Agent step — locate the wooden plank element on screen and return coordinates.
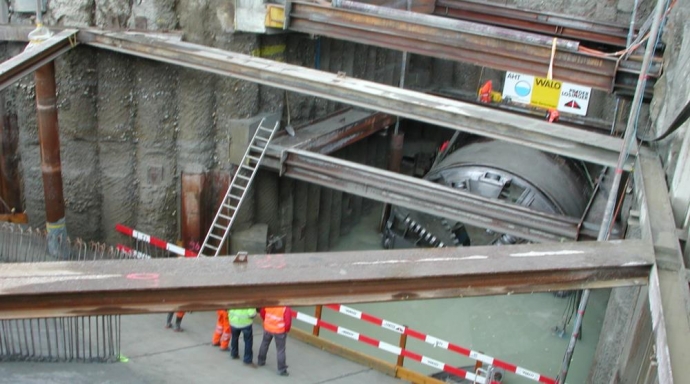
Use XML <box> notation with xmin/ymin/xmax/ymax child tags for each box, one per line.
<box><xmin>396</xmin><ymin>367</ymin><xmax>446</xmax><ymax>384</ymax></box>
<box><xmin>0</xmin><ymin>212</ymin><xmax>28</xmax><ymax>223</ymax></box>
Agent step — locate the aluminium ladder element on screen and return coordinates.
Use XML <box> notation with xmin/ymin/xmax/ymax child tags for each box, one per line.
<box><xmin>198</xmin><ymin>118</ymin><xmax>279</xmax><ymax>257</ymax></box>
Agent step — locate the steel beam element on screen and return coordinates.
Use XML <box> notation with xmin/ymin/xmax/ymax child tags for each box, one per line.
<box><xmin>0</xmin><ymin>29</ymin><xmax>77</xmax><ymax>91</ymax></box>
<box><xmin>265</xmin><ymin>108</ymin><xmax>394</xmax><ymax>168</ymax></box>
<box><xmin>75</xmin><ymin>29</ymin><xmax>632</xmax><ymax>169</ymax></box>
<box><xmin>0</xmin><ymin>239</ymin><xmax>652</xmax><ymax>319</ymax></box>
<box><xmin>288</xmin><ymin>1</ymin><xmax>655</xmax><ymax>94</ymax></box>
<box><xmin>635</xmin><ymin>154</ymin><xmax>690</xmax><ymax>383</ymax></box>
<box><xmin>434</xmin><ymin>0</ymin><xmax>631</xmax><ymax>47</ymax></box>
<box><xmin>276</xmin><ymin>149</ymin><xmax>595</xmax><ymax>242</ymax></box>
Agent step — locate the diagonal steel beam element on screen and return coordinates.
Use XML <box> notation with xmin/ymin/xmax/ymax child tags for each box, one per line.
<box><xmin>0</xmin><ymin>239</ymin><xmax>652</xmax><ymax>319</ymax></box>
<box><xmin>75</xmin><ymin>29</ymin><xmax>633</xmax><ymax>169</ymax></box>
<box><xmin>275</xmin><ymin>149</ymin><xmax>589</xmax><ymax>243</ymax></box>
<box><xmin>0</xmin><ymin>29</ymin><xmax>78</xmax><ymax>91</ymax></box>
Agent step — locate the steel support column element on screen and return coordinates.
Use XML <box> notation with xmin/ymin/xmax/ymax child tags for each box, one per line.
<box><xmin>35</xmin><ymin>61</ymin><xmax>67</xmax><ymax>257</ymax></box>
<box><xmin>635</xmin><ymin>154</ymin><xmax>690</xmax><ymax>383</ymax></box>
<box><xmin>76</xmin><ymin>29</ymin><xmax>634</xmax><ymax>169</ymax></box>
<box><xmin>0</xmin><ymin>239</ymin><xmax>652</xmax><ymax>319</ymax></box>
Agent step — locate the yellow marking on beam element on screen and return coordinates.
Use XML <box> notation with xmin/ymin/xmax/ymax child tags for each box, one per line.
<box><xmin>251</xmin><ymin>44</ymin><xmax>286</xmax><ymax>58</ymax></box>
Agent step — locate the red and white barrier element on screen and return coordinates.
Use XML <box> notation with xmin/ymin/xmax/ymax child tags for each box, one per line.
<box><xmin>293</xmin><ymin>311</ymin><xmax>498</xmax><ymax>384</ymax></box>
<box><xmin>115</xmin><ymin>224</ymin><xmax>197</xmax><ymax>257</ymax></box>
<box><xmin>116</xmin><ymin>244</ymin><xmax>151</xmax><ymax>260</ymax></box>
<box><xmin>325</xmin><ymin>304</ymin><xmax>556</xmax><ymax>384</ymax></box>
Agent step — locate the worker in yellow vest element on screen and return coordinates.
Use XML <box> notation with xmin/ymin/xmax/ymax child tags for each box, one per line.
<box><xmin>229</xmin><ymin>307</ymin><xmax>257</xmax><ymax>366</ymax></box>
<box><xmin>257</xmin><ymin>306</ymin><xmax>293</xmax><ymax>376</ymax></box>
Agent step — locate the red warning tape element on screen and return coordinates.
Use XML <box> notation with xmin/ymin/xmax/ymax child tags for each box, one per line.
<box><xmin>115</xmin><ymin>224</ymin><xmax>197</xmax><ymax>257</ymax></box>
<box><xmin>325</xmin><ymin>304</ymin><xmax>556</xmax><ymax>384</ymax></box>
<box><xmin>292</xmin><ymin>311</ymin><xmax>499</xmax><ymax>384</ymax></box>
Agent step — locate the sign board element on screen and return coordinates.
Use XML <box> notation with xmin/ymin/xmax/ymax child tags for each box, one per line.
<box><xmin>502</xmin><ymin>72</ymin><xmax>591</xmax><ymax>116</ymax></box>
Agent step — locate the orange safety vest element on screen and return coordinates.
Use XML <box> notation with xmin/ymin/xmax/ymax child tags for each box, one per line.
<box><xmin>263</xmin><ymin>307</ymin><xmax>287</xmax><ymax>333</ymax></box>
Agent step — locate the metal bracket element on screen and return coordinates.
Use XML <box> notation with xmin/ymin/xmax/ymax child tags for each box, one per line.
<box><xmin>234</xmin><ymin>251</ymin><xmax>248</xmax><ymax>263</ymax></box>
<box><xmin>283</xmin><ymin>1</ymin><xmax>292</xmax><ymax>31</ymax></box>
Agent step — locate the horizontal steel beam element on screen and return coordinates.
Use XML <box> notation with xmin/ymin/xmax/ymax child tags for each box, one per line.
<box><xmin>288</xmin><ymin>1</ymin><xmax>653</xmax><ymax>94</ymax></box>
<box><xmin>0</xmin><ymin>239</ymin><xmax>653</xmax><ymax>319</ymax></box>
<box><xmin>634</xmin><ymin>154</ymin><xmax>690</xmax><ymax>383</ymax></box>
<box><xmin>75</xmin><ymin>29</ymin><xmax>633</xmax><ymax>169</ymax></box>
<box><xmin>279</xmin><ymin>149</ymin><xmax>590</xmax><ymax>242</ymax></box>
<box><xmin>434</xmin><ymin>0</ymin><xmax>631</xmax><ymax>47</ymax></box>
<box><xmin>0</xmin><ymin>29</ymin><xmax>78</xmax><ymax>91</ymax></box>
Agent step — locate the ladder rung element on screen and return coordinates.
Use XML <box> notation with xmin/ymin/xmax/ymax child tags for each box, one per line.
<box><xmin>250</xmin><ymin>145</ymin><xmax>264</xmax><ymax>152</ymax></box>
<box><xmin>236</xmin><ymin>174</ymin><xmax>251</xmax><ymax>180</ymax></box>
<box><xmin>209</xmin><ymin>234</ymin><xmax>223</xmax><ymax>240</ymax></box>
<box><xmin>204</xmin><ymin>244</ymin><xmax>218</xmax><ymax>250</ymax></box>
<box><xmin>258</xmin><ymin>126</ymin><xmax>273</xmax><ymax>132</ymax></box>
<box><xmin>240</xmin><ymin>164</ymin><xmax>255</xmax><ymax>171</ymax></box>
<box><xmin>223</xmin><ymin>204</ymin><xmax>237</xmax><ymax>210</ymax></box>
<box><xmin>218</xmin><ymin>213</ymin><xmax>232</xmax><ymax>220</ymax></box>
<box><xmin>255</xmin><ymin>136</ymin><xmax>269</xmax><ymax>142</ymax></box>
<box><xmin>213</xmin><ymin>224</ymin><xmax>228</xmax><ymax>231</ymax></box>
<box><xmin>228</xmin><ymin>193</ymin><xmax>242</xmax><ymax>199</ymax></box>
<box><xmin>232</xmin><ymin>185</ymin><xmax>246</xmax><ymax>191</ymax></box>
<box><xmin>247</xmin><ymin>156</ymin><xmax>261</xmax><ymax>162</ymax></box>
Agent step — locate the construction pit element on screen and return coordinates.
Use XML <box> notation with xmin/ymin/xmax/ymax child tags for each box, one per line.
<box><xmin>0</xmin><ymin>0</ymin><xmax>689</xmax><ymax>383</ymax></box>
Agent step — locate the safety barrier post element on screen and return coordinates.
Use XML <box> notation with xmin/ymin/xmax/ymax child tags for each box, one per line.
<box><xmin>313</xmin><ymin>305</ymin><xmax>323</xmax><ymax>336</ymax></box>
<box><xmin>396</xmin><ymin>328</ymin><xmax>408</xmax><ymax>367</ymax></box>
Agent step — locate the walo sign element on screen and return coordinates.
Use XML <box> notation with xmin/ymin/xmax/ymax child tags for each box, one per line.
<box><xmin>502</xmin><ymin>72</ymin><xmax>592</xmax><ymax>116</ymax></box>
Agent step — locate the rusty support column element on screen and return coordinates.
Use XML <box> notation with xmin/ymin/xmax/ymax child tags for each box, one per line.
<box><xmin>380</xmin><ymin>132</ymin><xmax>404</xmax><ymax>231</ymax></box>
<box><xmin>181</xmin><ymin>173</ymin><xmax>205</xmax><ymax>253</ymax></box>
<box><xmin>0</xmin><ymin>111</ymin><xmax>21</xmax><ymax>214</ymax></box>
<box><xmin>35</xmin><ymin>62</ymin><xmax>67</xmax><ymax>257</ymax></box>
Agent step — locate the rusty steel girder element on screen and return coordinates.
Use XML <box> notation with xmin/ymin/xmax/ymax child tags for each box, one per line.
<box><xmin>0</xmin><ymin>239</ymin><xmax>653</xmax><ymax>319</ymax></box>
<box><xmin>287</xmin><ymin>1</ymin><xmax>655</xmax><ymax>94</ymax></box>
<box><xmin>434</xmin><ymin>0</ymin><xmax>632</xmax><ymax>47</ymax></box>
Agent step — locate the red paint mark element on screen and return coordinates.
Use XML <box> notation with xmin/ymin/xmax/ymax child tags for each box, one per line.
<box><xmin>256</xmin><ymin>254</ymin><xmax>286</xmax><ymax>269</ymax></box>
<box><xmin>126</xmin><ymin>273</ymin><xmax>160</xmax><ymax>280</ymax></box>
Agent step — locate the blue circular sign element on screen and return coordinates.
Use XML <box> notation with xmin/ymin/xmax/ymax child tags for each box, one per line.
<box><xmin>514</xmin><ymin>80</ymin><xmax>531</xmax><ymax>97</ymax></box>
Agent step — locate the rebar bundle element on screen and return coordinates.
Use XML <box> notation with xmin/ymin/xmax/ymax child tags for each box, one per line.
<box><xmin>0</xmin><ymin>223</ymin><xmax>131</xmax><ymax>362</ymax></box>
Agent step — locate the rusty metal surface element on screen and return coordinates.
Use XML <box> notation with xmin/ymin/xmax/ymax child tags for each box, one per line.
<box><xmin>266</xmin><ymin>109</ymin><xmax>394</xmax><ymax>164</ymax></box>
<box><xmin>181</xmin><ymin>173</ymin><xmax>205</xmax><ymax>252</ymax></box>
<box><xmin>0</xmin><ymin>29</ymin><xmax>77</xmax><ymax>91</ymax></box>
<box><xmin>634</xmin><ymin>154</ymin><xmax>690</xmax><ymax>383</ymax></box>
<box><xmin>434</xmin><ymin>0</ymin><xmax>631</xmax><ymax>47</ymax></box>
<box><xmin>281</xmin><ymin>149</ymin><xmax>594</xmax><ymax>242</ymax></box>
<box><xmin>35</xmin><ymin>62</ymin><xmax>65</xmax><ymax>223</ymax></box>
<box><xmin>0</xmin><ymin>239</ymin><xmax>653</xmax><ymax>319</ymax></box>
<box><xmin>0</xmin><ymin>111</ymin><xmax>21</xmax><ymax>214</ymax></box>
<box><xmin>287</xmin><ymin>1</ymin><xmax>646</xmax><ymax>93</ymax></box>
<box><xmin>77</xmin><ymin>29</ymin><xmax>633</xmax><ymax>169</ymax></box>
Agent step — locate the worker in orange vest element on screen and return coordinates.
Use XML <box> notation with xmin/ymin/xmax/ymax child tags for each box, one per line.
<box><xmin>165</xmin><ymin>311</ymin><xmax>185</xmax><ymax>332</ymax></box>
<box><xmin>212</xmin><ymin>309</ymin><xmax>231</xmax><ymax>351</ymax></box>
<box><xmin>257</xmin><ymin>306</ymin><xmax>293</xmax><ymax>376</ymax></box>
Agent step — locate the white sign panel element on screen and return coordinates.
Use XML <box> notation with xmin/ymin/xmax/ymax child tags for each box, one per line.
<box><xmin>558</xmin><ymin>83</ymin><xmax>591</xmax><ymax>116</ymax></box>
<box><xmin>502</xmin><ymin>72</ymin><xmax>534</xmax><ymax>105</ymax></box>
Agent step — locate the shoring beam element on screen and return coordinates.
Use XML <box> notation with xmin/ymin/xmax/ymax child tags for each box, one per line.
<box><xmin>75</xmin><ymin>29</ymin><xmax>633</xmax><ymax>169</ymax></box>
<box><xmin>276</xmin><ymin>149</ymin><xmax>589</xmax><ymax>243</ymax></box>
<box><xmin>0</xmin><ymin>239</ymin><xmax>653</xmax><ymax>319</ymax></box>
<box><xmin>635</xmin><ymin>154</ymin><xmax>690</xmax><ymax>383</ymax></box>
<box><xmin>288</xmin><ymin>1</ymin><xmax>655</xmax><ymax>94</ymax></box>
<box><xmin>265</xmin><ymin>108</ymin><xmax>395</xmax><ymax>165</ymax></box>
<box><xmin>0</xmin><ymin>29</ymin><xmax>77</xmax><ymax>92</ymax></box>
<box><xmin>434</xmin><ymin>0</ymin><xmax>631</xmax><ymax>47</ymax></box>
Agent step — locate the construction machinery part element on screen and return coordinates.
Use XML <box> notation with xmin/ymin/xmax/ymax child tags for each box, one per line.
<box><xmin>383</xmin><ymin>140</ymin><xmax>592</xmax><ymax>248</ymax></box>
<box><xmin>0</xmin><ymin>239</ymin><xmax>653</xmax><ymax>319</ymax></box>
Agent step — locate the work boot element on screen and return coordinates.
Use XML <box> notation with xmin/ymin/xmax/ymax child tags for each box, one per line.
<box><xmin>173</xmin><ymin>316</ymin><xmax>183</xmax><ymax>332</ymax></box>
<box><xmin>279</xmin><ymin>371</ymin><xmax>289</xmax><ymax>376</ymax></box>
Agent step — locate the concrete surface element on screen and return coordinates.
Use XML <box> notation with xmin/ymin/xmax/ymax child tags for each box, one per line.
<box><xmin>0</xmin><ymin>311</ymin><xmax>400</xmax><ymax>384</ymax></box>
